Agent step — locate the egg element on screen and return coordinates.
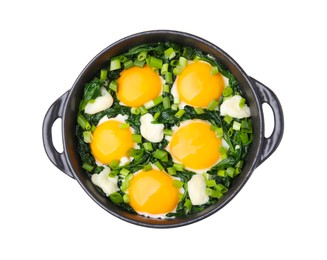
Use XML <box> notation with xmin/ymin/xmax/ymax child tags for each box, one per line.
<box><xmin>127</xmin><ymin>168</ymin><xmax>182</xmax><ymax>218</ymax></box>
<box><xmin>187</xmin><ymin>174</ymin><xmax>209</xmax><ymax>205</ymax></box>
<box><xmin>91</xmin><ymin>166</ymin><xmax>118</xmax><ymax>196</ymax></box>
<box><xmin>90</xmin><ymin>114</ymin><xmax>135</xmax><ymax>165</ymax></box>
<box><xmin>84</xmin><ymin>87</ymin><xmax>113</xmax><ymax>114</ymax></box>
<box><xmin>167</xmin><ymin>120</ymin><xmax>222</xmax><ymax>173</ymax></box>
<box><xmin>220</xmin><ymin>95</ymin><xmax>251</xmax><ymax>119</ymax></box>
<box><xmin>171</xmin><ymin>61</ymin><xmax>228</xmax><ymax>108</ymax></box>
<box><xmin>117</xmin><ymin>66</ymin><xmax>163</xmax><ymax>107</ymax></box>
<box><xmin>140</xmin><ymin>113</ymin><xmax>164</xmax><ymax>143</ymax></box>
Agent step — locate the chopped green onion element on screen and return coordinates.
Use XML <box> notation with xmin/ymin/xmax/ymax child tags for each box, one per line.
<box><xmin>91</xmin><ymin>124</ymin><xmax>96</xmax><ymax>132</ymax></box>
<box><xmin>216</xmin><ymin>184</ymin><xmax>228</xmax><ymax>193</ymax></box>
<box><xmin>193</xmin><ymin>56</ymin><xmax>200</xmax><ymax>62</ymax></box>
<box><xmin>163</xmin><ymin>84</ymin><xmax>170</xmax><ymax>93</ymax></box>
<box><xmin>173</xmin><ymin>66</ymin><xmax>183</xmax><ymax>75</ymax></box>
<box><xmin>119</xmin><ymin>123</ymin><xmax>130</xmax><ymax>129</ymax></box>
<box><xmin>153</xmin><ymin>95</ymin><xmax>163</xmax><ymax>106</ymax></box>
<box><xmin>163</xmin><ymin>96</ymin><xmax>170</xmax><ymax>109</ymax></box>
<box><xmin>208</xmin><ymin>99</ymin><xmax>219</xmax><ymax>111</ymax></box>
<box><xmin>163</xmin><ymin>129</ymin><xmax>173</xmax><ymax>136</ymax></box>
<box><xmin>167</xmin><ymin>167</ymin><xmax>176</xmax><ymax>175</ymax></box>
<box><xmin>165</xmin><ymin>72</ymin><xmax>173</xmax><ymax>83</ymax></box>
<box><xmin>215</xmin><ymin>127</ymin><xmax>224</xmax><ymax>138</ymax></box>
<box><xmin>154</xmin><ymin>161</ymin><xmax>164</xmax><ymax>171</ymax></box>
<box><xmin>132</xmin><ymin>134</ymin><xmax>142</xmax><ymax>143</ymax></box>
<box><xmin>164</xmin><ymin>47</ymin><xmax>176</xmax><ymax>60</ymax></box>
<box><xmin>240</xmin><ymin>132</ymin><xmax>249</xmax><ymax>144</ymax></box>
<box><xmin>226</xmin><ymin>167</ymin><xmax>236</xmax><ymax>178</ymax></box>
<box><xmin>143</xmin><ymin>142</ymin><xmax>153</xmax><ymax>151</ymax></box>
<box><xmin>161</xmin><ymin>63</ymin><xmax>169</xmax><ymax>75</ymax></box>
<box><xmin>228</xmin><ymin>127</ymin><xmax>234</xmax><ymax>137</ymax></box>
<box><xmin>144</xmin><ymin>100</ymin><xmax>155</xmax><ymax>109</ymax></box>
<box><xmin>123</xmin><ymin>60</ymin><xmax>134</xmax><ymax>69</ymax></box>
<box><xmin>175</xmin><ymin>109</ymin><xmax>185</xmax><ymax>118</ymax></box>
<box><xmin>139</xmin><ymin>106</ymin><xmax>148</xmax><ymax>115</ymax></box>
<box><xmin>121</xmin><ymin>180</ymin><xmax>130</xmax><ymax>191</ymax></box>
<box><xmin>173</xmin><ymin>163</ymin><xmax>184</xmax><ymax>171</ymax></box>
<box><xmin>153</xmin><ymin>149</ymin><xmax>168</xmax><ymax>160</ymax></box>
<box><xmin>205</xmin><ymin>188</ymin><xmax>223</xmax><ymax>199</ymax></box>
<box><xmin>143</xmin><ymin>163</ymin><xmax>152</xmax><ymax>171</ymax></box>
<box><xmin>239</xmin><ymin>98</ymin><xmax>246</xmax><ymax>108</ymax></box>
<box><xmin>206</xmin><ymin>179</ymin><xmax>216</xmax><ymax>187</ymax></box>
<box><xmin>100</xmin><ymin>69</ymin><xmax>108</xmax><ymax>80</ymax></box>
<box><xmin>131</xmin><ymin>107</ymin><xmax>140</xmax><ymax>115</ymax></box>
<box><xmin>194</xmin><ymin>107</ymin><xmax>204</xmax><ymax>114</ymax></box>
<box><xmin>109</xmin><ymin>192</ymin><xmax>123</xmax><ymax>204</ymax></box>
<box><xmin>241</xmin><ymin>119</ymin><xmax>253</xmax><ymax>133</ymax></box>
<box><xmin>137</xmin><ymin>51</ymin><xmax>148</xmax><ymax>61</ymax></box>
<box><xmin>120</xmin><ymin>168</ymin><xmax>130</xmax><ymax>176</ymax></box>
<box><xmin>184</xmin><ymin>199</ymin><xmax>192</xmax><ymax>211</ymax></box>
<box><xmin>153</xmin><ymin>112</ymin><xmax>161</xmax><ymax>120</ymax></box>
<box><xmin>171</xmin><ymin>104</ymin><xmax>178</xmax><ymax>110</ymax></box>
<box><xmin>219</xmin><ymin>146</ymin><xmax>227</xmax><ymax>155</ymax></box>
<box><xmin>83</xmin><ymin>131</ymin><xmax>93</xmax><ymax>143</ymax></box>
<box><xmin>170</xmin><ymin>60</ymin><xmax>178</xmax><ymax>66</ymax></box>
<box><xmin>223</xmin><ymin>86</ymin><xmax>233</xmax><ymax>97</ymax></box>
<box><xmin>224</xmin><ymin>115</ymin><xmax>233</xmax><ymax>124</ymax></box>
<box><xmin>119</xmin><ymin>56</ymin><xmax>128</xmax><ymax>63</ymax></box>
<box><xmin>109</xmin><ymin>80</ymin><xmax>118</xmax><ymax>92</ymax></box>
<box><xmin>123</xmin><ymin>194</ymin><xmax>130</xmax><ymax>203</ymax></box>
<box><xmin>179</xmin><ymin>56</ymin><xmax>188</xmax><ymax>68</ymax></box>
<box><xmin>109</xmin><ymin>169</ymin><xmax>119</xmax><ymax>178</ymax></box>
<box><xmin>210</xmin><ymin>66</ymin><xmax>219</xmax><ymax>75</ymax></box>
<box><xmin>235</xmin><ymin>160</ymin><xmax>244</xmax><ymax>169</ymax></box>
<box><xmin>173</xmin><ymin>180</ymin><xmax>184</xmax><ymax>188</ymax></box>
<box><xmin>217</xmin><ymin>169</ymin><xmax>226</xmax><ymax>177</ymax></box>
<box><xmin>110</xmin><ymin>58</ymin><xmax>121</xmax><ymax>71</ymax></box>
<box><xmin>82</xmin><ymin>163</ymin><xmax>93</xmax><ymax>172</ymax></box>
<box><xmin>77</xmin><ymin>113</ymin><xmax>91</xmax><ymax>130</ymax></box>
<box><xmin>149</xmin><ymin>56</ymin><xmax>163</xmax><ymax>69</ymax></box>
<box><xmin>233</xmin><ymin>121</ymin><xmax>241</xmax><ymax>131</ymax></box>
<box><xmin>134</xmin><ymin>59</ymin><xmax>145</xmax><ymax>67</ymax></box>
<box><xmin>109</xmin><ymin>160</ymin><xmax>120</xmax><ymax>169</ymax></box>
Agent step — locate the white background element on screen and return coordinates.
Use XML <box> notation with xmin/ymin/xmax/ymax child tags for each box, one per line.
<box><xmin>1</xmin><ymin>0</ymin><xmax>326</xmax><ymax>259</ymax></box>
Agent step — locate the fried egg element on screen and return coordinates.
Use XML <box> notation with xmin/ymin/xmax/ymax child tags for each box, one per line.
<box><xmin>90</xmin><ymin>114</ymin><xmax>135</xmax><ymax>165</ymax></box>
<box><xmin>171</xmin><ymin>61</ymin><xmax>229</xmax><ymax>108</ymax></box>
<box><xmin>167</xmin><ymin>120</ymin><xmax>222</xmax><ymax>173</ymax></box>
<box><xmin>140</xmin><ymin>113</ymin><xmax>164</xmax><ymax>143</ymax></box>
<box><xmin>128</xmin><ymin>168</ymin><xmax>182</xmax><ymax>218</ymax></box>
<box><xmin>220</xmin><ymin>95</ymin><xmax>251</xmax><ymax>119</ymax></box>
<box><xmin>117</xmin><ymin>66</ymin><xmax>163</xmax><ymax>107</ymax></box>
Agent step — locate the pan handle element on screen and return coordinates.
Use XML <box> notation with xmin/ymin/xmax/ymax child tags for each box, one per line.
<box><xmin>251</xmin><ymin>78</ymin><xmax>284</xmax><ymax>166</ymax></box>
<box><xmin>42</xmin><ymin>91</ymin><xmax>74</xmax><ymax>178</ymax></box>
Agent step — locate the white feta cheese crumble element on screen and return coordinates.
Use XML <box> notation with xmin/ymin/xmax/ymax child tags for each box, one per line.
<box><xmin>140</xmin><ymin>113</ymin><xmax>164</xmax><ymax>143</ymax></box>
<box><xmin>187</xmin><ymin>174</ymin><xmax>209</xmax><ymax>205</ymax></box>
<box><xmin>220</xmin><ymin>95</ymin><xmax>251</xmax><ymax>119</ymax></box>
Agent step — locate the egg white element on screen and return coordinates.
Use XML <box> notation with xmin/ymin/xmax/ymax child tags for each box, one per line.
<box><xmin>126</xmin><ymin>164</ymin><xmax>184</xmax><ymax>219</ymax></box>
<box><xmin>166</xmin><ymin>119</ymin><xmax>229</xmax><ymax>174</ymax></box>
<box><xmin>171</xmin><ymin>60</ymin><xmax>229</xmax><ymax>109</ymax></box>
<box><xmin>94</xmin><ymin>114</ymin><xmax>137</xmax><ymax>166</ymax></box>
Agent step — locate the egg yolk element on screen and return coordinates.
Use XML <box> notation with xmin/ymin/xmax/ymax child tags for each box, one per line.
<box><xmin>176</xmin><ymin>61</ymin><xmax>225</xmax><ymax>107</ymax></box>
<box><xmin>128</xmin><ymin>170</ymin><xmax>179</xmax><ymax>215</ymax></box>
<box><xmin>117</xmin><ymin>66</ymin><xmax>162</xmax><ymax>107</ymax></box>
<box><xmin>90</xmin><ymin>120</ymin><xmax>134</xmax><ymax>164</ymax></box>
<box><xmin>169</xmin><ymin>121</ymin><xmax>221</xmax><ymax>170</ymax></box>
